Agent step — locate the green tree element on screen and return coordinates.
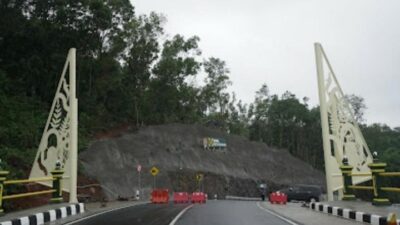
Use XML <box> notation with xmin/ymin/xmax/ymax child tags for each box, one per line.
<box><xmin>121</xmin><ymin>12</ymin><xmax>164</xmax><ymax>126</ymax></box>
<box><xmin>201</xmin><ymin>57</ymin><xmax>232</xmax><ymax>114</ymax></box>
<box><xmin>345</xmin><ymin>94</ymin><xmax>367</xmax><ymax>124</ymax></box>
<box><xmin>227</xmin><ymin>94</ymin><xmax>249</xmax><ymax>137</ymax></box>
<box><xmin>147</xmin><ymin>35</ymin><xmax>202</xmax><ymax>123</ymax></box>
<box><xmin>248</xmin><ymin>84</ymin><xmax>271</xmax><ymax>142</ymax></box>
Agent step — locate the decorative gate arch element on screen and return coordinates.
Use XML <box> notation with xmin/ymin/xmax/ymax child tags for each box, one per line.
<box><xmin>29</xmin><ymin>48</ymin><xmax>78</xmax><ymax>203</ymax></box>
<box><xmin>315</xmin><ymin>43</ymin><xmax>373</xmax><ymax>201</ymax></box>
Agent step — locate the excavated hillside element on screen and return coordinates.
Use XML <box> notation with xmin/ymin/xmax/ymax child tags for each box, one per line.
<box><xmin>80</xmin><ymin>123</ymin><xmax>325</xmax><ymax>200</ymax></box>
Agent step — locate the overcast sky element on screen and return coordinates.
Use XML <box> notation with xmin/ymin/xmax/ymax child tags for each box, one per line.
<box><xmin>131</xmin><ymin>0</ymin><xmax>400</xmax><ymax>128</ymax></box>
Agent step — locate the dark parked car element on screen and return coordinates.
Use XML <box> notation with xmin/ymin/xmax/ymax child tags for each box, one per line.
<box><xmin>279</xmin><ymin>185</ymin><xmax>322</xmax><ymax>202</ymax></box>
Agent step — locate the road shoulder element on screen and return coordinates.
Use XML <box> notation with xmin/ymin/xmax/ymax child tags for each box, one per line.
<box><xmin>258</xmin><ymin>201</ymin><xmax>362</xmax><ymax>225</ymax></box>
<box><xmin>47</xmin><ymin>201</ymin><xmax>148</xmax><ymax>225</ymax></box>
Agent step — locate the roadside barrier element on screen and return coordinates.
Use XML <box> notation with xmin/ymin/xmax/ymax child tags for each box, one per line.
<box><xmin>173</xmin><ymin>192</ymin><xmax>189</xmax><ymax>204</ymax></box>
<box><xmin>310</xmin><ymin>202</ymin><xmax>400</xmax><ymax>225</ymax></box>
<box><xmin>151</xmin><ymin>189</ymin><xmax>169</xmax><ymax>204</ymax></box>
<box><xmin>269</xmin><ymin>192</ymin><xmax>287</xmax><ymax>204</ymax></box>
<box><xmin>0</xmin><ymin>162</ymin><xmax>64</xmax><ymax>215</ymax></box>
<box><xmin>340</xmin><ymin>154</ymin><xmax>400</xmax><ymax>206</ymax></box>
<box><xmin>191</xmin><ymin>192</ymin><xmax>206</xmax><ymax>204</ymax></box>
<box><xmin>0</xmin><ymin>203</ymin><xmax>85</xmax><ymax>225</ymax></box>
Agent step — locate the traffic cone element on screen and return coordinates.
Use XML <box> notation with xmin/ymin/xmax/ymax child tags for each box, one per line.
<box><xmin>387</xmin><ymin>213</ymin><xmax>397</xmax><ymax>225</ymax></box>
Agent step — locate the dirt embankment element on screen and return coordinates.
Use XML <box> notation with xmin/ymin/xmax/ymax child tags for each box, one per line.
<box><xmin>80</xmin><ymin>123</ymin><xmax>325</xmax><ymax>200</ymax></box>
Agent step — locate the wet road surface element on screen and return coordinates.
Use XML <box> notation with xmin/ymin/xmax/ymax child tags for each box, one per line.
<box><xmin>69</xmin><ymin>203</ymin><xmax>188</xmax><ymax>225</ymax></box>
<box><xmin>175</xmin><ymin>201</ymin><xmax>296</xmax><ymax>225</ymax></box>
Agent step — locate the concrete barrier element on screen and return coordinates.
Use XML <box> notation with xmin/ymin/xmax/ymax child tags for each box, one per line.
<box><xmin>0</xmin><ymin>203</ymin><xmax>84</xmax><ymax>225</ymax></box>
<box><xmin>309</xmin><ymin>202</ymin><xmax>400</xmax><ymax>225</ymax></box>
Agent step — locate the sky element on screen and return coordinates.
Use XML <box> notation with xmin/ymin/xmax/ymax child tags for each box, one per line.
<box><xmin>131</xmin><ymin>0</ymin><xmax>400</xmax><ymax>128</ymax></box>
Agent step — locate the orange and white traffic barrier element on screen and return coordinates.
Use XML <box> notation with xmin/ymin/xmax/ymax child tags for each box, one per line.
<box><xmin>173</xmin><ymin>192</ymin><xmax>190</xmax><ymax>204</ymax></box>
<box><xmin>191</xmin><ymin>192</ymin><xmax>206</xmax><ymax>204</ymax></box>
<box><xmin>269</xmin><ymin>192</ymin><xmax>287</xmax><ymax>205</ymax></box>
<box><xmin>151</xmin><ymin>189</ymin><xmax>169</xmax><ymax>204</ymax></box>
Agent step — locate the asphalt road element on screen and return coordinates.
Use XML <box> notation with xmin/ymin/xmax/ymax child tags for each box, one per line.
<box><xmin>65</xmin><ymin>200</ymin><xmax>356</xmax><ymax>225</ymax></box>
<box><xmin>175</xmin><ymin>201</ymin><xmax>296</xmax><ymax>225</ymax></box>
<box><xmin>68</xmin><ymin>203</ymin><xmax>188</xmax><ymax>225</ymax></box>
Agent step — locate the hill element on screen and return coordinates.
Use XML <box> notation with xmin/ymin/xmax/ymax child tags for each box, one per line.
<box><xmin>80</xmin><ymin>123</ymin><xmax>325</xmax><ymax>200</ymax></box>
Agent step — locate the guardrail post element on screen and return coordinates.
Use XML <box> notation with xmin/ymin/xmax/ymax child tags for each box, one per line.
<box><xmin>0</xmin><ymin>171</ymin><xmax>9</xmax><ymax>215</ymax></box>
<box><xmin>368</xmin><ymin>152</ymin><xmax>390</xmax><ymax>206</ymax></box>
<box><xmin>50</xmin><ymin>161</ymin><xmax>64</xmax><ymax>203</ymax></box>
<box><xmin>340</xmin><ymin>156</ymin><xmax>356</xmax><ymax>200</ymax></box>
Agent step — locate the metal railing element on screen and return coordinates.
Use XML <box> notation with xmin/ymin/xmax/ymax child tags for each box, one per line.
<box><xmin>340</xmin><ymin>156</ymin><xmax>400</xmax><ymax>206</ymax></box>
<box><xmin>0</xmin><ymin>163</ymin><xmax>64</xmax><ymax>215</ymax></box>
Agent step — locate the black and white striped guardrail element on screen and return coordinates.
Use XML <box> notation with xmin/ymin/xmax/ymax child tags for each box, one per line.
<box><xmin>0</xmin><ymin>203</ymin><xmax>84</xmax><ymax>225</ymax></box>
<box><xmin>309</xmin><ymin>202</ymin><xmax>400</xmax><ymax>225</ymax></box>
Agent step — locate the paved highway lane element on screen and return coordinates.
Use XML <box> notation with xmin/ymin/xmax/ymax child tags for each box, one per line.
<box><xmin>67</xmin><ymin>203</ymin><xmax>189</xmax><ymax>225</ymax></box>
<box><xmin>175</xmin><ymin>201</ymin><xmax>297</xmax><ymax>225</ymax></box>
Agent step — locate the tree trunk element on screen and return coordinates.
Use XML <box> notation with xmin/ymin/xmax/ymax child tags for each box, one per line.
<box><xmin>134</xmin><ymin>97</ymin><xmax>140</xmax><ymax>127</ymax></box>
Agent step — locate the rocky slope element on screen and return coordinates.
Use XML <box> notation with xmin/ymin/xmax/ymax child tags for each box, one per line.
<box><xmin>80</xmin><ymin>123</ymin><xmax>325</xmax><ymax>200</ymax></box>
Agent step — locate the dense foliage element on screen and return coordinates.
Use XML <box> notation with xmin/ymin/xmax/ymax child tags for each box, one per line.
<box><xmin>0</xmin><ymin>0</ymin><xmax>399</xmax><ymax>181</ymax></box>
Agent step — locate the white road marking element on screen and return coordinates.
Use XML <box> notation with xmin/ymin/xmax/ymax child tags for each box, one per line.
<box><xmin>371</xmin><ymin>215</ymin><xmax>381</xmax><ymax>225</ymax></box>
<box><xmin>19</xmin><ymin>217</ymin><xmax>29</xmax><ymax>225</ymax></box>
<box><xmin>343</xmin><ymin>208</ymin><xmax>350</xmax><ymax>219</ymax></box>
<box><xmin>36</xmin><ymin>213</ymin><xmax>44</xmax><ymax>225</ymax></box>
<box><xmin>79</xmin><ymin>203</ymin><xmax>85</xmax><ymax>213</ymax></box>
<box><xmin>71</xmin><ymin>205</ymin><xmax>76</xmax><ymax>215</ymax></box>
<box><xmin>49</xmin><ymin>210</ymin><xmax>56</xmax><ymax>221</ymax></box>
<box><xmin>256</xmin><ymin>202</ymin><xmax>300</xmax><ymax>225</ymax></box>
<box><xmin>355</xmin><ymin>211</ymin><xmax>364</xmax><ymax>222</ymax></box>
<box><xmin>332</xmin><ymin>206</ymin><xmax>339</xmax><ymax>216</ymax></box>
<box><xmin>169</xmin><ymin>204</ymin><xmax>194</xmax><ymax>225</ymax></box>
<box><xmin>323</xmin><ymin>204</ymin><xmax>329</xmax><ymax>213</ymax></box>
<box><xmin>61</xmin><ymin>207</ymin><xmax>67</xmax><ymax>218</ymax></box>
<box><xmin>0</xmin><ymin>221</ymin><xmax>12</xmax><ymax>225</ymax></box>
<box><xmin>64</xmin><ymin>202</ymin><xmax>149</xmax><ymax>225</ymax></box>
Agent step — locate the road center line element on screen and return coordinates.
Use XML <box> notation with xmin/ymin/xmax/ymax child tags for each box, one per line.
<box><xmin>256</xmin><ymin>202</ymin><xmax>300</xmax><ymax>225</ymax></box>
<box><xmin>169</xmin><ymin>204</ymin><xmax>194</xmax><ymax>225</ymax></box>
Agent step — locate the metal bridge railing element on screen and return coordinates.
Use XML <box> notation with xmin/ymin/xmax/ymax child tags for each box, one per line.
<box><xmin>0</xmin><ymin>163</ymin><xmax>64</xmax><ymax>215</ymax></box>
<box><xmin>340</xmin><ymin>155</ymin><xmax>400</xmax><ymax>206</ymax></box>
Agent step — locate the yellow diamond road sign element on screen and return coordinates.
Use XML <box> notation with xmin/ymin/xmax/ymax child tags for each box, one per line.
<box><xmin>151</xmin><ymin>166</ymin><xmax>159</xmax><ymax>176</ymax></box>
<box><xmin>196</xmin><ymin>173</ymin><xmax>203</xmax><ymax>181</ymax></box>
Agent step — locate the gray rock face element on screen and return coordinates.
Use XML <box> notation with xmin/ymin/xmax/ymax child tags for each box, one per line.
<box><xmin>80</xmin><ymin>123</ymin><xmax>325</xmax><ymax>200</ymax></box>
